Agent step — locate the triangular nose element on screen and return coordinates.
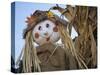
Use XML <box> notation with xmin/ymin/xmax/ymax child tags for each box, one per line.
<box><xmin>44</xmin><ymin>32</ymin><xmax>48</xmax><ymax>36</ymax></box>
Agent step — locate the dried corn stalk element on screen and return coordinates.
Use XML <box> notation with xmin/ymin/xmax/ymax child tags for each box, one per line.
<box><xmin>52</xmin><ymin>5</ymin><xmax>97</xmax><ymax>68</ymax></box>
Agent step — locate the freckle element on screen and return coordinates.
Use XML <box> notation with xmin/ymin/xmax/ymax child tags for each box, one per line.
<box><xmin>35</xmin><ymin>32</ymin><xmax>39</xmax><ymax>39</ymax></box>
<box><xmin>53</xmin><ymin>26</ymin><xmax>58</xmax><ymax>32</ymax></box>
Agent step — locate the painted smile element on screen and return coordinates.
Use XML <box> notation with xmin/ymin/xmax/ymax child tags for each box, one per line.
<box><xmin>46</xmin><ymin>37</ymin><xmax>50</xmax><ymax>41</ymax></box>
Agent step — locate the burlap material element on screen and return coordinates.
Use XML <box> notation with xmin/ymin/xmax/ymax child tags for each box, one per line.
<box><xmin>34</xmin><ymin>43</ymin><xmax>78</xmax><ymax>71</ymax></box>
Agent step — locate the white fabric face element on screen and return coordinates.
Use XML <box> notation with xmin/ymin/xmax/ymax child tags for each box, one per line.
<box><xmin>32</xmin><ymin>20</ymin><xmax>60</xmax><ymax>45</ymax></box>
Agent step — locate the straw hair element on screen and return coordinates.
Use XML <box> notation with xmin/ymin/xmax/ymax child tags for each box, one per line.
<box><xmin>22</xmin><ymin>30</ymin><xmax>41</xmax><ymax>72</ymax></box>
<box><xmin>57</xmin><ymin>23</ymin><xmax>88</xmax><ymax>69</ymax></box>
<box><xmin>16</xmin><ymin>21</ymin><xmax>88</xmax><ymax>72</ymax></box>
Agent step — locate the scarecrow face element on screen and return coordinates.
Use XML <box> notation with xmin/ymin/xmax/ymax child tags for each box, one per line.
<box><xmin>33</xmin><ymin>20</ymin><xmax>60</xmax><ymax>45</ymax></box>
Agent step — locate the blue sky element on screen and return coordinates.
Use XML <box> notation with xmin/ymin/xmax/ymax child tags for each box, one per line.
<box><xmin>13</xmin><ymin>2</ymin><xmax>78</xmax><ymax>62</ymax></box>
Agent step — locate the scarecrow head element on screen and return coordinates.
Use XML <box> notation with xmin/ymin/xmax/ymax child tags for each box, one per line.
<box><xmin>24</xmin><ymin>10</ymin><xmax>67</xmax><ymax>45</ymax></box>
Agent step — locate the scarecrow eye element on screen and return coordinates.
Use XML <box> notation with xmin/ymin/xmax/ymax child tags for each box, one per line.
<box><xmin>38</xmin><ymin>26</ymin><xmax>42</xmax><ymax>30</ymax></box>
<box><xmin>46</xmin><ymin>23</ymin><xmax>49</xmax><ymax>28</ymax></box>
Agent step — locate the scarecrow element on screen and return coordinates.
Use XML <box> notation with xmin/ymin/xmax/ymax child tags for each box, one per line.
<box><xmin>16</xmin><ymin>10</ymin><xmax>87</xmax><ymax>73</ymax></box>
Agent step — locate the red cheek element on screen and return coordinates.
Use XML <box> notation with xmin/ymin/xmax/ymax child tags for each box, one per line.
<box><xmin>53</xmin><ymin>26</ymin><xmax>58</xmax><ymax>32</ymax></box>
<box><xmin>35</xmin><ymin>32</ymin><xmax>39</xmax><ymax>39</ymax></box>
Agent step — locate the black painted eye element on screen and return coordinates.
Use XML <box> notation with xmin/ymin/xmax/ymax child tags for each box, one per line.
<box><xmin>46</xmin><ymin>23</ymin><xmax>49</xmax><ymax>28</ymax></box>
<box><xmin>38</xmin><ymin>26</ymin><xmax>42</xmax><ymax>30</ymax></box>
